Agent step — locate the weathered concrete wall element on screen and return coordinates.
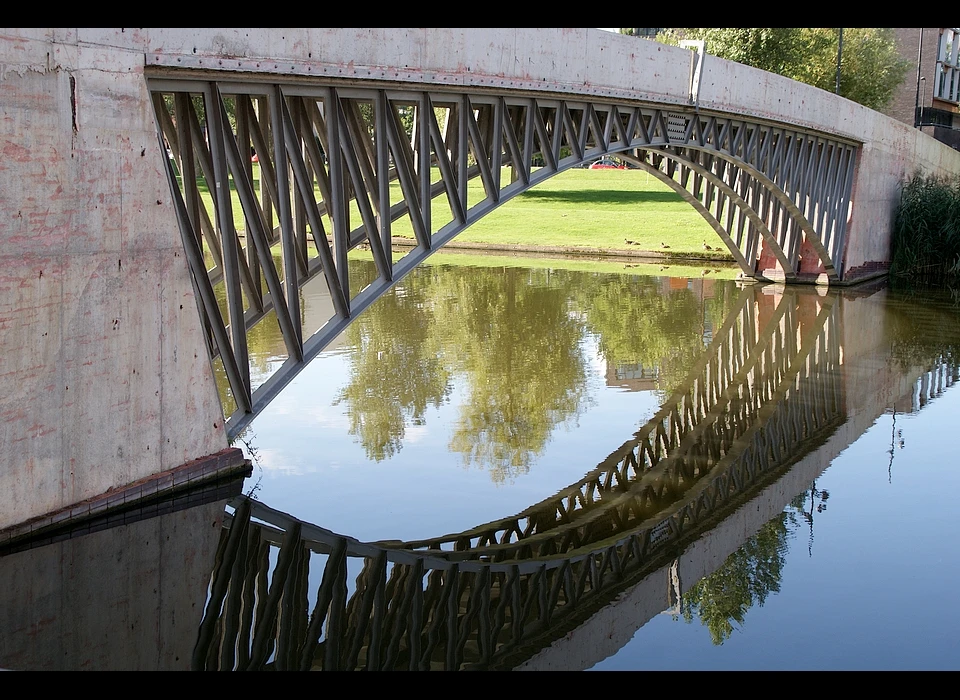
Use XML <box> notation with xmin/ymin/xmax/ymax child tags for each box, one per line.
<box><xmin>0</xmin><ymin>29</ymin><xmax>226</xmax><ymax>530</ymax></box>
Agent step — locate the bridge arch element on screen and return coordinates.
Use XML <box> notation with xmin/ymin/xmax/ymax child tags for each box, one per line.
<box><xmin>619</xmin><ymin>150</ymin><xmax>783</xmax><ymax>274</ymax></box>
<box><xmin>148</xmin><ymin>76</ymin><xmax>861</xmax><ymax>436</ymax></box>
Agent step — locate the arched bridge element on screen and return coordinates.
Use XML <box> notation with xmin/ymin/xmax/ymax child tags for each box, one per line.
<box><xmin>149</xmin><ymin>76</ymin><xmax>858</xmax><ymax>436</ymax></box>
<box><xmin>3</xmin><ymin>28</ymin><xmax>960</xmax><ymax>540</ymax></box>
<box><xmin>141</xmin><ymin>28</ymin><xmax>960</xmax><ymax>436</ymax></box>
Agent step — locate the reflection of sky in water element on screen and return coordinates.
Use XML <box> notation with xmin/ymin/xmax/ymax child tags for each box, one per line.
<box><xmin>235</xmin><ymin>258</ymin><xmax>728</xmax><ymax>545</ymax></box>
<box><xmin>592</xmin><ymin>376</ymin><xmax>960</xmax><ymax>671</ymax></box>
<box><xmin>239</xmin><ymin>330</ymin><xmax>664</xmax><ymax>543</ymax></box>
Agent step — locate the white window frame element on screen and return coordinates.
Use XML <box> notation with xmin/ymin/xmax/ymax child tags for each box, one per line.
<box><xmin>935</xmin><ymin>28</ymin><xmax>960</xmax><ymax>104</ymax></box>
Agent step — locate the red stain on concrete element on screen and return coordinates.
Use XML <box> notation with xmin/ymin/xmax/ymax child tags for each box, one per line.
<box><xmin>2</xmin><ymin>141</ymin><xmax>31</xmax><ymax>162</ymax></box>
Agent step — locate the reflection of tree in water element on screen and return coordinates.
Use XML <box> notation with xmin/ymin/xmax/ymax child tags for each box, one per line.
<box><xmin>565</xmin><ymin>273</ymin><xmax>739</xmax><ymax>397</ymax></box>
<box><xmin>885</xmin><ymin>281</ymin><xmax>960</xmax><ymax>370</ymax></box>
<box><xmin>334</xmin><ymin>261</ymin><xmax>453</xmax><ymax>461</ymax></box>
<box><xmin>332</xmin><ymin>262</ymin><xmax>589</xmax><ymax>481</ymax></box>
<box><xmin>331</xmin><ymin>261</ymin><xmax>739</xmax><ymax>483</ymax></box>
<box><xmin>431</xmin><ymin>266</ymin><xmax>589</xmax><ymax>483</ymax></box>
<box><xmin>680</xmin><ymin>493</ymin><xmax>807</xmax><ymax>645</ymax></box>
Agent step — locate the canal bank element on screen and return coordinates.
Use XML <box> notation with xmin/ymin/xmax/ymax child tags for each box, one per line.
<box><xmin>373</xmin><ymin>237</ymin><xmax>890</xmax><ymax>287</ymax></box>
<box><xmin>383</xmin><ymin>235</ymin><xmax>736</xmax><ymax>266</ymax></box>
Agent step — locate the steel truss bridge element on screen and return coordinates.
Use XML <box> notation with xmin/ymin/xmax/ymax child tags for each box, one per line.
<box><xmin>192</xmin><ymin>286</ymin><xmax>853</xmax><ymax>670</ymax></box>
<box><xmin>148</xmin><ymin>78</ymin><xmax>860</xmax><ymax>438</ymax></box>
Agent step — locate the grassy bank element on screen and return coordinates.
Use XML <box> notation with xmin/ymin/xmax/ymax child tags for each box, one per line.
<box><xmin>427</xmin><ymin>168</ymin><xmax>729</xmax><ymax>259</ymax></box>
<box><xmin>349</xmin><ymin>246</ymin><xmax>741</xmax><ymax>280</ymax></box>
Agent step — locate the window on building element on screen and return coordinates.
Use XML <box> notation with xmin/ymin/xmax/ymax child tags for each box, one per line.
<box><xmin>935</xmin><ymin>28</ymin><xmax>959</xmax><ymax>104</ymax></box>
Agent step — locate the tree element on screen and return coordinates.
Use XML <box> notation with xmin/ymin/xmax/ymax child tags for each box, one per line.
<box><xmin>794</xmin><ymin>28</ymin><xmax>911</xmax><ymax>110</ymax></box>
<box><xmin>648</xmin><ymin>28</ymin><xmax>910</xmax><ymax>111</ymax></box>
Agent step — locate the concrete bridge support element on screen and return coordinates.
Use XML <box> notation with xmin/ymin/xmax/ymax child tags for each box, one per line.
<box><xmin>0</xmin><ymin>29</ymin><xmax>230</xmax><ymax>531</ymax></box>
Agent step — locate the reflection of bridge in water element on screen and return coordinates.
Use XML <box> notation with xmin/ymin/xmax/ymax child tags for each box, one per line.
<box><xmin>4</xmin><ymin>282</ymin><xmax>958</xmax><ymax>670</ymax></box>
<box><xmin>193</xmin><ymin>284</ymin><xmax>856</xmax><ymax>670</ymax></box>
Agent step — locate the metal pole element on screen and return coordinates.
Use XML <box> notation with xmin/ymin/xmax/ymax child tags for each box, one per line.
<box><xmin>914</xmin><ymin>29</ymin><xmax>924</xmax><ymax>128</ymax></box>
<box><xmin>920</xmin><ymin>77</ymin><xmax>926</xmax><ymax>127</ymax></box>
<box><xmin>835</xmin><ymin>28</ymin><xmax>843</xmax><ymax>95</ymax></box>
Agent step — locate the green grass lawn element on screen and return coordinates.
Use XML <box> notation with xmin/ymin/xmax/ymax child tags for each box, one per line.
<box><xmin>189</xmin><ymin>163</ymin><xmax>731</xmax><ymax>261</ymax></box>
<box><xmin>447</xmin><ymin>168</ymin><xmax>725</xmax><ymax>257</ymax></box>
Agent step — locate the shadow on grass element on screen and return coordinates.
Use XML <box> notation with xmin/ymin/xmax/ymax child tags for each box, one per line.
<box><xmin>517</xmin><ymin>189</ymin><xmax>683</xmax><ymax>205</ymax></box>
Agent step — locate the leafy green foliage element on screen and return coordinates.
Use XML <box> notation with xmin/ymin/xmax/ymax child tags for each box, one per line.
<box><xmin>651</xmin><ymin>28</ymin><xmax>910</xmax><ymax>111</ymax></box>
<box><xmin>162</xmin><ymin>92</ymin><xmax>237</xmax><ymax>130</ymax></box>
<box><xmin>658</xmin><ymin>28</ymin><xmax>806</xmax><ymax>75</ymax></box>
<box><xmin>891</xmin><ymin>172</ymin><xmax>960</xmax><ymax>281</ymax></box>
<box><xmin>798</xmin><ymin>29</ymin><xmax>910</xmax><ymax>110</ymax></box>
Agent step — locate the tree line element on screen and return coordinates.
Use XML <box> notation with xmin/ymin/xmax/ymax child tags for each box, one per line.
<box><xmin>621</xmin><ymin>28</ymin><xmax>910</xmax><ymax>112</ymax></box>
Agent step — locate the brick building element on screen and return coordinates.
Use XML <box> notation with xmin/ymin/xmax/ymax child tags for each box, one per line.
<box><xmin>884</xmin><ymin>28</ymin><xmax>960</xmax><ymax>150</ymax></box>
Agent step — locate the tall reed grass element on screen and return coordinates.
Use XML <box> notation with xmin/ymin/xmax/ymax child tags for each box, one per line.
<box><xmin>891</xmin><ymin>172</ymin><xmax>960</xmax><ymax>281</ymax></box>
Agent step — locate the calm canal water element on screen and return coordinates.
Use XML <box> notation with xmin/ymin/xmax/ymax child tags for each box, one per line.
<box><xmin>3</xmin><ymin>252</ymin><xmax>960</xmax><ymax>670</ymax></box>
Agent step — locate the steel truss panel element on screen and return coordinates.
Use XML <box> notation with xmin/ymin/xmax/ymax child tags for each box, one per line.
<box><xmin>148</xmin><ymin>77</ymin><xmax>860</xmax><ymax>435</ymax></box>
